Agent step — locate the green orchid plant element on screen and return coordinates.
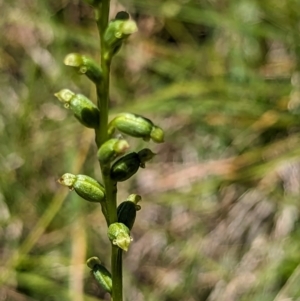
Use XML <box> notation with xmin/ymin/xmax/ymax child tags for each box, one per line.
<box><xmin>54</xmin><ymin>1</ymin><xmax>164</xmax><ymax>300</ymax></box>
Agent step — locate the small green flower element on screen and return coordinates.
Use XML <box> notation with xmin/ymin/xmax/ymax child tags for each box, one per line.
<box><xmin>110</xmin><ymin>152</ymin><xmax>140</xmax><ymax>182</ymax></box>
<box><xmin>117</xmin><ymin>194</ymin><xmax>141</xmax><ymax>230</ymax></box>
<box><xmin>107</xmin><ymin>223</ymin><xmax>132</xmax><ymax>251</ymax></box>
<box><xmin>54</xmin><ymin>89</ymin><xmax>100</xmax><ymax>129</ymax></box>
<box><xmin>64</xmin><ymin>53</ymin><xmax>103</xmax><ymax>84</ymax></box>
<box><xmin>86</xmin><ymin>257</ymin><xmax>112</xmax><ymax>294</ymax></box>
<box><xmin>97</xmin><ymin>138</ymin><xmax>129</xmax><ymax>164</ymax></box>
<box><xmin>57</xmin><ymin>173</ymin><xmax>105</xmax><ymax>203</ymax></box>
<box><xmin>110</xmin><ymin>148</ymin><xmax>156</xmax><ymax>182</ymax></box>
<box><xmin>108</xmin><ymin>113</ymin><xmax>164</xmax><ymax>143</ymax></box>
<box><xmin>104</xmin><ymin>19</ymin><xmax>138</xmax><ymax>59</ymax></box>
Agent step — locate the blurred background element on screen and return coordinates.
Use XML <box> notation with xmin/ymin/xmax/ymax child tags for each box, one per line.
<box><xmin>1</xmin><ymin>0</ymin><xmax>300</xmax><ymax>300</ymax></box>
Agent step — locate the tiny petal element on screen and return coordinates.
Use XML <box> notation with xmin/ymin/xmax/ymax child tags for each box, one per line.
<box><xmin>138</xmin><ymin>148</ymin><xmax>156</xmax><ymax>167</ymax></box>
<box><xmin>86</xmin><ymin>256</ymin><xmax>102</xmax><ymax>269</ymax></box>
<box><xmin>150</xmin><ymin>126</ymin><xmax>165</xmax><ymax>143</ymax></box>
<box><xmin>57</xmin><ymin>173</ymin><xmax>76</xmax><ymax>187</ymax></box>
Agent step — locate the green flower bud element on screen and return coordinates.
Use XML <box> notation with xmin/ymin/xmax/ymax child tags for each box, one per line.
<box><xmin>110</xmin><ymin>152</ymin><xmax>141</xmax><ymax>182</ymax></box>
<box><xmin>137</xmin><ymin>148</ymin><xmax>156</xmax><ymax>168</ymax></box>
<box><xmin>115</xmin><ymin>11</ymin><xmax>130</xmax><ymax>20</ymax></box>
<box><xmin>104</xmin><ymin>19</ymin><xmax>137</xmax><ymax>60</ymax></box>
<box><xmin>97</xmin><ymin>138</ymin><xmax>129</xmax><ymax>164</ymax></box>
<box><xmin>108</xmin><ymin>113</ymin><xmax>152</xmax><ymax>138</ymax></box>
<box><xmin>57</xmin><ymin>173</ymin><xmax>105</xmax><ymax>203</ymax></box>
<box><xmin>117</xmin><ymin>194</ymin><xmax>141</xmax><ymax>230</ymax></box>
<box><xmin>107</xmin><ymin>223</ymin><xmax>132</xmax><ymax>251</ymax></box>
<box><xmin>64</xmin><ymin>53</ymin><xmax>103</xmax><ymax>84</ymax></box>
<box><xmin>54</xmin><ymin>89</ymin><xmax>100</xmax><ymax>129</ymax></box>
<box><xmin>108</xmin><ymin>113</ymin><xmax>164</xmax><ymax>143</ymax></box>
<box><xmin>86</xmin><ymin>257</ymin><xmax>112</xmax><ymax>294</ymax></box>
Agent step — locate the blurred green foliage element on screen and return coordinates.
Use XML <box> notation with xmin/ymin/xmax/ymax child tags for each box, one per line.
<box><xmin>2</xmin><ymin>0</ymin><xmax>300</xmax><ymax>300</ymax></box>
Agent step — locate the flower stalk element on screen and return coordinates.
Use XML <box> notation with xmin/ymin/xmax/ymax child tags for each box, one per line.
<box><xmin>55</xmin><ymin>1</ymin><xmax>164</xmax><ymax>300</ymax></box>
<box><xmin>95</xmin><ymin>3</ymin><xmax>123</xmax><ymax>300</ymax></box>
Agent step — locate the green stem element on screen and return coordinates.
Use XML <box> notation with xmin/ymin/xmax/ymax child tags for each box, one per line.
<box><xmin>112</xmin><ymin>246</ymin><xmax>123</xmax><ymax>301</ymax></box>
<box><xmin>96</xmin><ymin>0</ymin><xmax>117</xmax><ymax>224</ymax></box>
<box><xmin>95</xmin><ymin>2</ymin><xmax>123</xmax><ymax>301</ymax></box>
<box><xmin>96</xmin><ymin>0</ymin><xmax>110</xmax><ymax>147</ymax></box>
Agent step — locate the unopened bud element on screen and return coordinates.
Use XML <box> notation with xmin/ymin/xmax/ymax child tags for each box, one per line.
<box><xmin>57</xmin><ymin>173</ymin><xmax>105</xmax><ymax>203</ymax></box>
<box><xmin>104</xmin><ymin>19</ymin><xmax>137</xmax><ymax>60</ymax></box>
<box><xmin>64</xmin><ymin>53</ymin><xmax>102</xmax><ymax>84</ymax></box>
<box><xmin>97</xmin><ymin>138</ymin><xmax>129</xmax><ymax>164</ymax></box>
<box><xmin>117</xmin><ymin>194</ymin><xmax>141</xmax><ymax>230</ymax></box>
<box><xmin>54</xmin><ymin>89</ymin><xmax>100</xmax><ymax>129</ymax></box>
<box><xmin>86</xmin><ymin>257</ymin><xmax>112</xmax><ymax>294</ymax></box>
<box><xmin>107</xmin><ymin>223</ymin><xmax>132</xmax><ymax>251</ymax></box>
<box><xmin>110</xmin><ymin>152</ymin><xmax>141</xmax><ymax>182</ymax></box>
<box><xmin>108</xmin><ymin>113</ymin><xmax>164</xmax><ymax>143</ymax></box>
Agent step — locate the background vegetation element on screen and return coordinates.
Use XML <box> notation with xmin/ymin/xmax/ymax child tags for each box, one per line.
<box><xmin>1</xmin><ymin>0</ymin><xmax>300</xmax><ymax>300</ymax></box>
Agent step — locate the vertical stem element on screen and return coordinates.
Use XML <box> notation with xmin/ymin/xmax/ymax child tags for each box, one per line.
<box><xmin>96</xmin><ymin>0</ymin><xmax>110</xmax><ymax>147</ymax></box>
<box><xmin>112</xmin><ymin>247</ymin><xmax>123</xmax><ymax>301</ymax></box>
<box><xmin>95</xmin><ymin>2</ymin><xmax>123</xmax><ymax>301</ymax></box>
<box><xmin>96</xmin><ymin>0</ymin><xmax>118</xmax><ymax>225</ymax></box>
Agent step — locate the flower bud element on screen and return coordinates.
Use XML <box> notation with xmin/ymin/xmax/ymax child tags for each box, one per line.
<box><xmin>117</xmin><ymin>194</ymin><xmax>141</xmax><ymax>230</ymax></box>
<box><xmin>64</xmin><ymin>53</ymin><xmax>103</xmax><ymax>84</ymax></box>
<box><xmin>57</xmin><ymin>173</ymin><xmax>105</xmax><ymax>203</ymax></box>
<box><xmin>107</xmin><ymin>223</ymin><xmax>132</xmax><ymax>251</ymax></box>
<box><xmin>86</xmin><ymin>257</ymin><xmax>112</xmax><ymax>294</ymax></box>
<box><xmin>110</xmin><ymin>152</ymin><xmax>141</xmax><ymax>182</ymax></box>
<box><xmin>115</xmin><ymin>11</ymin><xmax>130</xmax><ymax>20</ymax></box>
<box><xmin>54</xmin><ymin>89</ymin><xmax>100</xmax><ymax>129</ymax></box>
<box><xmin>108</xmin><ymin>113</ymin><xmax>164</xmax><ymax>143</ymax></box>
<box><xmin>97</xmin><ymin>138</ymin><xmax>129</xmax><ymax>164</ymax></box>
<box><xmin>104</xmin><ymin>19</ymin><xmax>137</xmax><ymax>60</ymax></box>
